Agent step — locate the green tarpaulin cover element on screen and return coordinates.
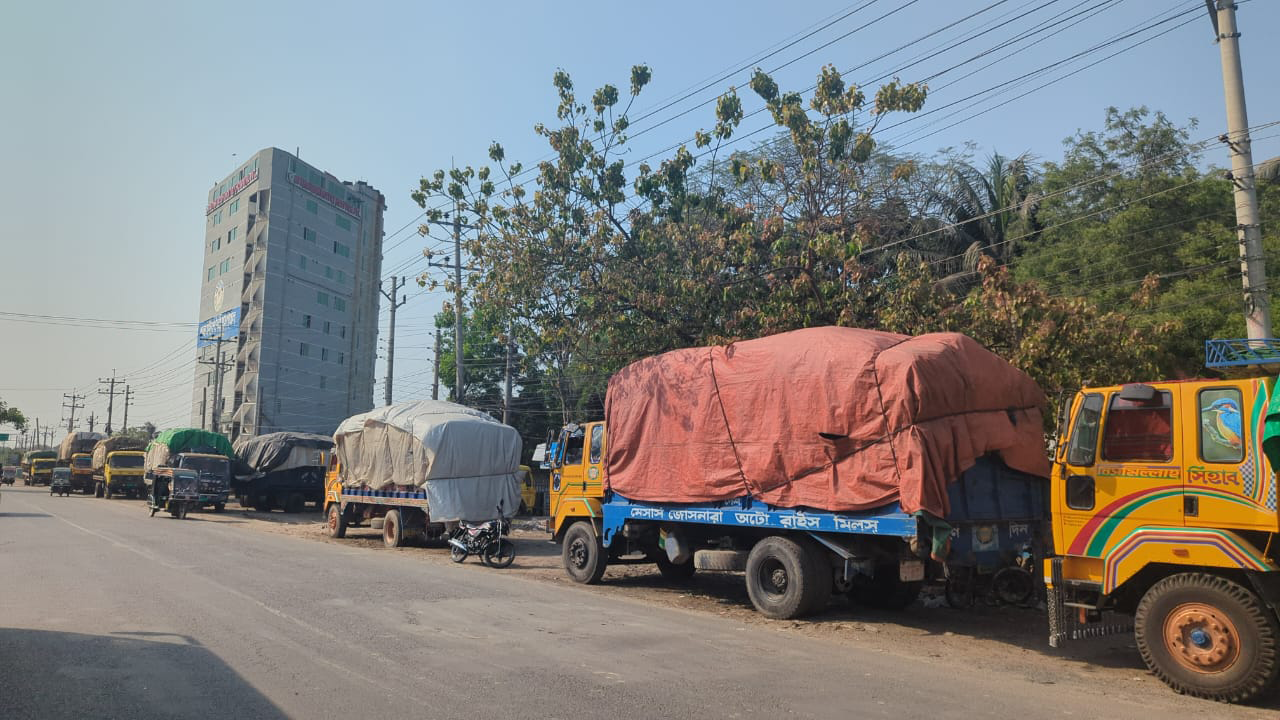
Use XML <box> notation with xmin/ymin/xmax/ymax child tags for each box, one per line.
<box><xmin>1262</xmin><ymin>377</ymin><xmax>1280</xmax><ymax>473</ymax></box>
<box><xmin>146</xmin><ymin>428</ymin><xmax>234</xmax><ymax>459</ymax></box>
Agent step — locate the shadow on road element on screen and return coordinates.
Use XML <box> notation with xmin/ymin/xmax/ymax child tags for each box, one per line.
<box><xmin>0</xmin><ymin>512</ymin><xmax>51</xmax><ymax>518</ymax></box>
<box><xmin>0</xmin><ymin>627</ymin><xmax>288</xmax><ymax>720</ymax></box>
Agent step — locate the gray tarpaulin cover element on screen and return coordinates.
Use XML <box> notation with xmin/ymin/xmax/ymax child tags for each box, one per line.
<box><xmin>234</xmin><ymin>432</ymin><xmax>333</xmax><ymax>474</ymax></box>
<box><xmin>333</xmin><ymin>399</ymin><xmax>521</xmax><ymax>522</ymax></box>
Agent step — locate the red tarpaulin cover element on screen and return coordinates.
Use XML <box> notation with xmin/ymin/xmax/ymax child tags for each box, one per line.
<box><xmin>604</xmin><ymin>327</ymin><xmax>1049</xmax><ymax>518</ymax></box>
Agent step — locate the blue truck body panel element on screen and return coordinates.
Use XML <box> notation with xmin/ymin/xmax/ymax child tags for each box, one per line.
<box><xmin>599</xmin><ymin>456</ymin><xmax>1049</xmax><ymax>569</ymax></box>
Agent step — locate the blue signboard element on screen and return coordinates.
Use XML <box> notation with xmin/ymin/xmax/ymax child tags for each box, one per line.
<box><xmin>198</xmin><ymin>307</ymin><xmax>241</xmax><ymax>347</ymax></box>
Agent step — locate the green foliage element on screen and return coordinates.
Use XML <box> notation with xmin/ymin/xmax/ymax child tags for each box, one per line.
<box><xmin>0</xmin><ymin>399</ymin><xmax>27</xmax><ymax>431</ymax></box>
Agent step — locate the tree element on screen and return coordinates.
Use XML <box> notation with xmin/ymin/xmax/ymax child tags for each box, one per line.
<box><xmin>931</xmin><ymin>151</ymin><xmax>1040</xmax><ymax>288</ymax></box>
<box><xmin>0</xmin><ymin>399</ymin><xmax>27</xmax><ymax>432</ymax></box>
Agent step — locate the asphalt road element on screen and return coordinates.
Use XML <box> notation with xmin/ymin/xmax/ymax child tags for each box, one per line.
<box><xmin>0</xmin><ymin>484</ymin><xmax>1274</xmax><ymax>719</ymax></box>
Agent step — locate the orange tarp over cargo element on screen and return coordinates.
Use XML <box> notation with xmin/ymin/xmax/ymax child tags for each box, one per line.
<box><xmin>604</xmin><ymin>327</ymin><xmax>1049</xmax><ymax>518</ymax></box>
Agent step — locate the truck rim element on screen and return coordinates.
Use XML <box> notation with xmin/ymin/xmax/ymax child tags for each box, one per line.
<box><xmin>327</xmin><ymin>507</ymin><xmax>338</xmax><ymax>533</ymax></box>
<box><xmin>568</xmin><ymin>537</ymin><xmax>589</xmax><ymax>569</ymax></box>
<box><xmin>1164</xmin><ymin>602</ymin><xmax>1240</xmax><ymax>673</ymax></box>
<box><xmin>757</xmin><ymin>558</ymin><xmax>789</xmax><ymax>599</ymax></box>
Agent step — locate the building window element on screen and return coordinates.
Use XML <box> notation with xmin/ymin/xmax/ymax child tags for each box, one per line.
<box><xmin>303</xmin><ymin>227</ymin><xmax>316</xmax><ymax>243</ymax></box>
<box><xmin>321</xmin><ymin>347</ymin><xmax>329</xmax><ymax>361</ymax></box>
<box><xmin>317</xmin><ymin>291</ymin><xmax>329</xmax><ymax>307</ymax></box>
<box><xmin>325</xmin><ymin>265</ymin><xmax>333</xmax><ymax>279</ymax></box>
<box><xmin>207</xmin><ymin>267</ymin><xmax>215</xmax><ymax>281</ymax></box>
<box><xmin>302</xmin><ymin>314</ymin><xmax>311</xmax><ymax>328</ymax></box>
<box><xmin>336</xmin><ymin>270</ymin><xmax>345</xmax><ymax>284</ymax></box>
<box><xmin>323</xmin><ymin>320</ymin><xmax>331</xmax><ymax>334</ymax></box>
<box><xmin>319</xmin><ymin>375</ymin><xmax>326</xmax><ymax>389</ymax></box>
<box><xmin>332</xmin><ymin>241</ymin><xmax>350</xmax><ymax>257</ymax></box>
<box><xmin>213</xmin><ymin>211</ymin><xmax>222</xmax><ymax>226</ymax></box>
<box><xmin>228</xmin><ymin>227</ymin><xmax>237</xmax><ymax>244</ymax></box>
<box><xmin>230</xmin><ymin>199</ymin><xmax>240</xmax><ymax>214</ymax></box>
<box><xmin>219</xmin><ymin>259</ymin><xmax>230</xmax><ymax>274</ymax></box>
<box><xmin>306</xmin><ymin>199</ymin><xmax>317</xmax><ymax>214</ymax></box>
<box><xmin>299</xmin><ymin>254</ymin><xmax>307</xmax><ymax>271</ymax></box>
<box><xmin>300</xmin><ymin>342</ymin><xmax>310</xmax><ymax>357</ymax></box>
<box><xmin>340</xmin><ymin>325</ymin><xmax>346</xmax><ymax>338</ymax></box>
<box><xmin>335</xmin><ymin>214</ymin><xmax>351</xmax><ymax>231</ymax></box>
<box><xmin>338</xmin><ymin>351</ymin><xmax>344</xmax><ymax>365</ymax></box>
<box><xmin>212</xmin><ymin>237</ymin><xmax>221</xmax><ymax>252</ymax></box>
<box><xmin>333</xmin><ymin>297</ymin><xmax>346</xmax><ymax>312</ymax></box>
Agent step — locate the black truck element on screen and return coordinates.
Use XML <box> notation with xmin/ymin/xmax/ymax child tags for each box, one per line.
<box><xmin>233</xmin><ymin>432</ymin><xmax>333</xmax><ymax>512</ymax></box>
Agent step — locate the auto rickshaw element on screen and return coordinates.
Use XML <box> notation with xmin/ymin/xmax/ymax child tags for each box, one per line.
<box><xmin>50</xmin><ymin>467</ymin><xmax>73</xmax><ymax>496</ymax></box>
<box><xmin>147</xmin><ymin>467</ymin><xmax>199</xmax><ymax>519</ymax></box>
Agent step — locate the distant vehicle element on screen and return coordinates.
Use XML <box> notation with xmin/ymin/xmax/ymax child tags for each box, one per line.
<box><xmin>144</xmin><ymin>429</ymin><xmax>235</xmax><ymax>512</ymax></box>
<box><xmin>91</xmin><ymin>436</ymin><xmax>148</xmax><ymax>499</ymax></box>
<box><xmin>1</xmin><ymin>465</ymin><xmax>16</xmax><ymax>485</ymax></box>
<box><xmin>146</xmin><ymin>467</ymin><xmax>200</xmax><ymax>519</ymax></box>
<box><xmin>50</xmin><ymin>467</ymin><xmax>73</xmax><ymax>496</ymax></box>
<box><xmin>29</xmin><ymin>457</ymin><xmax>56</xmax><ymax>486</ymax></box>
<box><xmin>58</xmin><ymin>432</ymin><xmax>105</xmax><ymax>494</ymax></box>
<box><xmin>232</xmin><ymin>432</ymin><xmax>333</xmax><ymax>513</ymax></box>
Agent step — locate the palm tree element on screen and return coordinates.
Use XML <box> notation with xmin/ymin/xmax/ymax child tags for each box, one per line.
<box><xmin>932</xmin><ymin>152</ymin><xmax>1041</xmax><ymax>288</ymax></box>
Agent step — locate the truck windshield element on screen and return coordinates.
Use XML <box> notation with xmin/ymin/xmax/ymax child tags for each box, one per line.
<box><xmin>109</xmin><ymin>455</ymin><xmax>145</xmax><ymax>468</ymax></box>
<box><xmin>73</xmin><ymin>456</ymin><xmax>92</xmax><ymax>468</ymax></box>
<box><xmin>181</xmin><ymin>456</ymin><xmax>229</xmax><ymax>477</ymax></box>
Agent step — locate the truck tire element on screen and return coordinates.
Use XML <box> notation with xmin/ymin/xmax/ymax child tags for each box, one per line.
<box><xmin>797</xmin><ymin>539</ymin><xmax>833</xmax><ymax>615</ymax></box>
<box><xmin>285</xmin><ymin>492</ymin><xmax>305</xmax><ymax>514</ymax></box>
<box><xmin>1135</xmin><ymin>572</ymin><xmax>1280</xmax><ymax>703</ymax></box>
<box><xmin>326</xmin><ymin>503</ymin><xmax>347</xmax><ymax>539</ymax></box>
<box><xmin>213</xmin><ymin>503</ymin><xmax>225</xmax><ymax>513</ymax></box>
<box><xmin>383</xmin><ymin>509</ymin><xmax>404</xmax><ymax>548</ymax></box>
<box><xmin>562</xmin><ymin>521</ymin><xmax>607</xmax><ymax>584</ymax></box>
<box><xmin>105</xmin><ymin>484</ymin><xmax>114</xmax><ymax>500</ymax></box>
<box><xmin>695</xmin><ymin>549</ymin><xmax>749</xmax><ymax>572</ymax></box>
<box><xmin>745</xmin><ymin>536</ymin><xmax>820</xmax><ymax>620</ymax></box>
<box><xmin>95</xmin><ymin>482</ymin><xmax>104</xmax><ymax>498</ymax></box>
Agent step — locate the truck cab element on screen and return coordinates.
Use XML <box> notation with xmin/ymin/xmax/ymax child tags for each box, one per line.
<box><xmin>30</xmin><ymin>458</ymin><xmax>55</xmax><ymax>486</ymax></box>
<box><xmin>173</xmin><ymin>453</ymin><xmax>231</xmax><ymax>511</ymax></box>
<box><xmin>99</xmin><ymin>450</ymin><xmax>146</xmax><ymax>499</ymax></box>
<box><xmin>70</xmin><ymin>453</ymin><xmax>94</xmax><ymax>494</ymax></box>
<box><xmin>1047</xmin><ymin>349</ymin><xmax>1280</xmax><ymax>702</ymax></box>
<box><xmin>548</xmin><ymin>422</ymin><xmax>607</xmax><ymax>539</ymax></box>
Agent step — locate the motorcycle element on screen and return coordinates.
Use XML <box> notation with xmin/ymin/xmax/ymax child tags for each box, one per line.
<box><xmin>447</xmin><ymin>503</ymin><xmax>515</xmax><ymax>568</ymax></box>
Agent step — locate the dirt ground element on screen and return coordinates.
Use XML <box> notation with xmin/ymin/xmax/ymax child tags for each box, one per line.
<box><xmin>199</xmin><ymin>506</ymin><xmax>1280</xmax><ymax>716</ymax></box>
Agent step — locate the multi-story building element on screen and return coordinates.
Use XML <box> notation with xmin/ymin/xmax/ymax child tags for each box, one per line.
<box><xmin>191</xmin><ymin>148</ymin><xmax>385</xmax><ymax>438</ymax></box>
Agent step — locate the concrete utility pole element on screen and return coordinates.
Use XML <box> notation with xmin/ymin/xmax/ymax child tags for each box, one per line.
<box><xmin>62</xmin><ymin>392</ymin><xmax>84</xmax><ymax>433</ymax></box>
<box><xmin>432</xmin><ymin>327</ymin><xmax>442</xmax><ymax>401</ymax></box>
<box><xmin>87</xmin><ymin>413</ymin><xmax>96</xmax><ymax>433</ymax></box>
<box><xmin>198</xmin><ymin>338</ymin><xmax>233</xmax><ymax>434</ymax></box>
<box><xmin>122</xmin><ymin>386</ymin><xmax>132</xmax><ymax>432</ymax></box>
<box><xmin>99</xmin><ymin>372</ymin><xmax>123</xmax><ymax>435</ymax></box>
<box><xmin>34</xmin><ymin>418</ymin><xmax>40</xmax><ymax>449</ymax></box>
<box><xmin>453</xmin><ymin>204</ymin><xmax>465</xmax><ymax>403</ymax></box>
<box><xmin>380</xmin><ymin>276</ymin><xmax>408</xmax><ymax>407</ymax></box>
<box><xmin>1209</xmin><ymin>0</ymin><xmax>1271</xmax><ymax>338</ymax></box>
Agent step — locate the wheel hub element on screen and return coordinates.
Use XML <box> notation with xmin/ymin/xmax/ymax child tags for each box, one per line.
<box><xmin>569</xmin><ymin>539</ymin><xmax>588</xmax><ymax>569</ymax></box>
<box><xmin>1163</xmin><ymin>602</ymin><xmax>1240</xmax><ymax>673</ymax></box>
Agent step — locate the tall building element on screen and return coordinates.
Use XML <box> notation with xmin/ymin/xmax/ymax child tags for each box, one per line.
<box><xmin>191</xmin><ymin>148</ymin><xmax>385</xmax><ymax>438</ymax></box>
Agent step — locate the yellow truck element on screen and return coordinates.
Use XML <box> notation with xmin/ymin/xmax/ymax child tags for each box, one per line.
<box><xmin>1046</xmin><ymin>342</ymin><xmax>1280</xmax><ymax>703</ymax></box>
<box><xmin>25</xmin><ymin>452</ymin><xmax>56</xmax><ymax>486</ymax></box>
<box><xmin>69</xmin><ymin>453</ymin><xmax>95</xmax><ymax>494</ymax></box>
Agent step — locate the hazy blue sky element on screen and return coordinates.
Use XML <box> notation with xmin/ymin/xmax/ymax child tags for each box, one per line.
<box><xmin>3</xmin><ymin>0</ymin><xmax>1278</xmax><ymax>442</ymax></box>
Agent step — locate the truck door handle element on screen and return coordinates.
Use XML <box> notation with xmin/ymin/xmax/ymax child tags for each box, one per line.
<box><xmin>1184</xmin><ymin>495</ymin><xmax>1198</xmax><ymax>517</ymax></box>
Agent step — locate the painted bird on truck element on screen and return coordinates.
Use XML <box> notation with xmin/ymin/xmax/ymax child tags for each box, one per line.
<box><xmin>1203</xmin><ymin>397</ymin><xmax>1243</xmax><ymax>452</ymax></box>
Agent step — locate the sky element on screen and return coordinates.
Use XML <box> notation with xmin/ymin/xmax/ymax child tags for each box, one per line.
<box><xmin>2</xmin><ymin>0</ymin><xmax>1279</xmax><ymax>445</ymax></box>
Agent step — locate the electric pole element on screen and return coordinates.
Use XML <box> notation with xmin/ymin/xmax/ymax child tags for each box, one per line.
<box><xmin>34</xmin><ymin>418</ymin><xmax>40</xmax><ymax>449</ymax></box>
<box><xmin>122</xmin><ymin>386</ymin><xmax>132</xmax><ymax>432</ymax></box>
<box><xmin>432</xmin><ymin>328</ymin><xmax>442</xmax><ymax>401</ymax></box>
<box><xmin>199</xmin><ymin>340</ymin><xmax>232</xmax><ymax>434</ymax></box>
<box><xmin>380</xmin><ymin>276</ymin><xmax>408</xmax><ymax>406</ymax></box>
<box><xmin>1209</xmin><ymin>0</ymin><xmax>1270</xmax><ymax>338</ymax></box>
<box><xmin>99</xmin><ymin>372</ymin><xmax>123</xmax><ymax>435</ymax></box>
<box><xmin>62</xmin><ymin>392</ymin><xmax>84</xmax><ymax>433</ymax></box>
<box><xmin>87</xmin><ymin>413</ymin><xmax>96</xmax><ymax>433</ymax></box>
<box><xmin>453</xmin><ymin>205</ymin><xmax>465</xmax><ymax>403</ymax></box>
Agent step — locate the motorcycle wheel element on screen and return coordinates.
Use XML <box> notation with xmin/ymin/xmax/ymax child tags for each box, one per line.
<box><xmin>483</xmin><ymin>539</ymin><xmax>516</xmax><ymax>569</ymax></box>
<box><xmin>450</xmin><ymin>543</ymin><xmax>468</xmax><ymax>564</ymax></box>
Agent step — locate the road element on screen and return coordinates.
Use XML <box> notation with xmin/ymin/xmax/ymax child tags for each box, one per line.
<box><xmin>1</xmin><ymin>484</ymin><xmax>1276</xmax><ymax>719</ymax></box>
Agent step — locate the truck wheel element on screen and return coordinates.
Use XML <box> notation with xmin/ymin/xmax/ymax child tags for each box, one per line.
<box><xmin>285</xmin><ymin>493</ymin><xmax>305</xmax><ymax>514</ymax></box>
<box><xmin>654</xmin><ymin>551</ymin><xmax>696</xmax><ymax>581</ymax></box>
<box><xmin>240</xmin><ymin>495</ymin><xmax>256</xmax><ymax>510</ymax></box>
<box><xmin>745</xmin><ymin>536</ymin><xmax>819</xmax><ymax>620</ymax></box>
<box><xmin>213</xmin><ymin>503</ymin><xmax>225</xmax><ymax>513</ymax></box>
<box><xmin>1135</xmin><ymin>572</ymin><xmax>1280</xmax><ymax>703</ymax></box>
<box><xmin>562</xmin><ymin>521</ymin><xmax>607</xmax><ymax>584</ymax></box>
<box><xmin>383</xmin><ymin>510</ymin><xmax>404</xmax><ymax>548</ymax></box>
<box><xmin>797</xmin><ymin>539</ymin><xmax>833</xmax><ymax>615</ymax></box>
<box><xmin>326</xmin><ymin>504</ymin><xmax>347</xmax><ymax>539</ymax></box>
